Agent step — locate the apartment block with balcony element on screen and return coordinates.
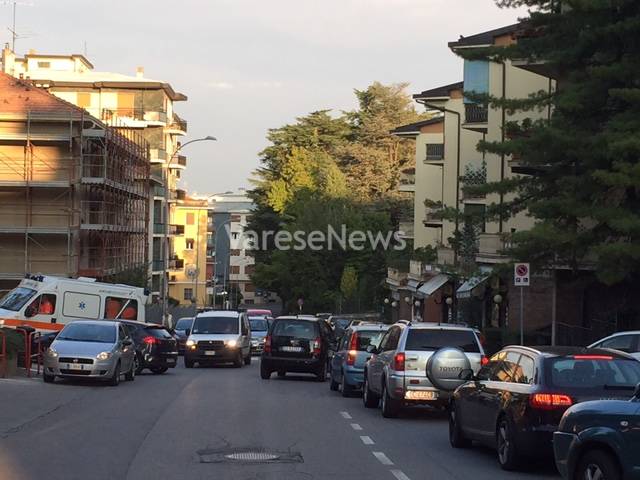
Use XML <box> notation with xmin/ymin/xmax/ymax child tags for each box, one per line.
<box><xmin>0</xmin><ymin>47</ymin><xmax>189</xmax><ymax>302</ymax></box>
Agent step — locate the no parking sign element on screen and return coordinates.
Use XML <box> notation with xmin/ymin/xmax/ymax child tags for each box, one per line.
<box><xmin>514</xmin><ymin>263</ymin><xmax>530</xmax><ymax>286</ymax></box>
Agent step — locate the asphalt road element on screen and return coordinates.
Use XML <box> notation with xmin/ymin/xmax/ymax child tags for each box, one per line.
<box><xmin>0</xmin><ymin>361</ymin><xmax>560</xmax><ymax>480</ymax></box>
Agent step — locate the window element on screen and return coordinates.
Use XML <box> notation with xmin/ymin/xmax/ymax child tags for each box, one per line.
<box><xmin>37</xmin><ymin>61</ymin><xmax>51</xmax><ymax>68</ymax></box>
<box><xmin>117</xmin><ymin>92</ymin><xmax>135</xmax><ymax>116</ymax></box>
<box><xmin>193</xmin><ymin>316</ymin><xmax>240</xmax><ymax>335</ymax></box>
<box><xmin>183</xmin><ymin>288</ymin><xmax>193</xmax><ymax>301</ymax></box>
<box><xmin>381</xmin><ymin>327</ymin><xmax>401</xmax><ymax>352</ymax></box>
<box><xmin>77</xmin><ymin>92</ymin><xmax>91</xmax><ymax>109</ymax></box>
<box><xmin>185</xmin><ymin>238</ymin><xmax>195</xmax><ymax>250</ymax></box>
<box><xmin>0</xmin><ymin>287</ymin><xmax>36</xmax><ymax>311</ymax></box>
<box><xmin>230</xmin><ymin>266</ymin><xmax>240</xmax><ymax>274</ymax></box>
<box><xmin>232</xmin><ymin>232</ymin><xmax>239</xmax><ymax>240</ymax></box>
<box><xmin>118</xmin><ymin>325</ymin><xmax>128</xmax><ymax>341</ymax></box>
<box><xmin>426</xmin><ymin>143</ymin><xmax>444</xmax><ymax>160</ymax></box>
<box><xmin>404</xmin><ymin>329</ymin><xmax>480</xmax><ymax>353</ymax></box>
<box><xmin>104</xmin><ymin>297</ymin><xmax>138</xmax><ymax>320</ymax></box>
<box><xmin>599</xmin><ymin>335</ymin><xmax>636</xmax><ymax>353</ymax></box>
<box><xmin>25</xmin><ymin>294</ymin><xmax>57</xmax><ymax>317</ymax></box>
<box><xmin>272</xmin><ymin>320</ymin><xmax>317</xmax><ymax>339</ymax></box>
<box><xmin>352</xmin><ymin>330</ymin><xmax>386</xmax><ymax>352</ymax></box>
<box><xmin>515</xmin><ymin>355</ymin><xmax>535</xmax><ymax>384</ymax></box>
<box><xmin>186</xmin><ymin>213</ymin><xmax>195</xmax><ymax>225</ymax></box>
<box><xmin>548</xmin><ymin>357</ymin><xmax>640</xmax><ymax>389</ymax></box>
<box><xmin>144</xmin><ymin>326</ymin><xmax>173</xmax><ymax>339</ymax></box>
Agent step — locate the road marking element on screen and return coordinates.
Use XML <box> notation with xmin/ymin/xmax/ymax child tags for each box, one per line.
<box><xmin>372</xmin><ymin>451</ymin><xmax>394</xmax><ymax>465</ymax></box>
<box><xmin>360</xmin><ymin>435</ymin><xmax>374</xmax><ymax>445</ymax></box>
<box><xmin>391</xmin><ymin>470</ymin><xmax>411</xmax><ymax>480</ymax></box>
<box><xmin>340</xmin><ymin>411</ymin><xmax>352</xmax><ymax>419</ymax></box>
<box><xmin>350</xmin><ymin>423</ymin><xmax>363</xmax><ymax>431</ymax></box>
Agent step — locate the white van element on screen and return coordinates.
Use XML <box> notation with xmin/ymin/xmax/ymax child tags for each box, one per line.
<box><xmin>0</xmin><ymin>274</ymin><xmax>147</xmax><ymax>332</ymax></box>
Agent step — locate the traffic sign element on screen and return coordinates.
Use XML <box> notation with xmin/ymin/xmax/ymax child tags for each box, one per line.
<box><xmin>514</xmin><ymin>263</ymin><xmax>530</xmax><ymax>287</ymax></box>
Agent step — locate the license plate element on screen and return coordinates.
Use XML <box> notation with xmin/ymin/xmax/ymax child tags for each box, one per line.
<box><xmin>67</xmin><ymin>363</ymin><xmax>83</xmax><ymax>371</ymax></box>
<box><xmin>280</xmin><ymin>346</ymin><xmax>303</xmax><ymax>352</ymax></box>
<box><xmin>405</xmin><ymin>390</ymin><xmax>438</xmax><ymax>401</ymax></box>
<box><xmin>205</xmin><ymin>351</ymin><xmax>216</xmax><ymax>356</ymax></box>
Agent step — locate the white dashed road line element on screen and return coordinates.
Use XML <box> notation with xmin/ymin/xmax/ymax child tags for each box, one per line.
<box><xmin>350</xmin><ymin>423</ymin><xmax>363</xmax><ymax>431</ymax></box>
<box><xmin>372</xmin><ymin>451</ymin><xmax>394</xmax><ymax>466</ymax></box>
<box><xmin>340</xmin><ymin>411</ymin><xmax>352</xmax><ymax>419</ymax></box>
<box><xmin>360</xmin><ymin>435</ymin><xmax>374</xmax><ymax>445</ymax></box>
<box><xmin>390</xmin><ymin>470</ymin><xmax>412</xmax><ymax>480</ymax></box>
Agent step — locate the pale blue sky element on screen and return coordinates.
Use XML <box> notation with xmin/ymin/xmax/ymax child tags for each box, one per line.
<box><xmin>4</xmin><ymin>0</ymin><xmax>526</xmax><ymax>194</ymax></box>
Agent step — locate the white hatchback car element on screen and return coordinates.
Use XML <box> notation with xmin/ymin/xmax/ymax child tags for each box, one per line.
<box><xmin>589</xmin><ymin>331</ymin><xmax>640</xmax><ymax>361</ymax></box>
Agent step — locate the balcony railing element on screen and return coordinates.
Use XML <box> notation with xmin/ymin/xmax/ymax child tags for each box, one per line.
<box><xmin>101</xmin><ymin>108</ymin><xmax>167</xmax><ymax>124</ymax></box>
<box><xmin>150</xmin><ymin>149</ymin><xmax>168</xmax><ymax>162</ymax></box>
<box><xmin>464</xmin><ymin>104</ymin><xmax>488</xmax><ymax>123</ymax></box>
<box><xmin>168</xmin><ymin>224</ymin><xmax>185</xmax><ymax>236</ymax></box>
<box><xmin>175</xmin><ymin>189</ymin><xmax>186</xmax><ymax>201</ymax></box>
<box><xmin>177</xmin><ymin>155</ymin><xmax>187</xmax><ymax>167</ymax></box>
<box><xmin>153</xmin><ymin>223</ymin><xmax>166</xmax><ymax>235</ymax></box>
<box><xmin>426</xmin><ymin>143</ymin><xmax>444</xmax><ymax>161</ymax></box>
<box><xmin>152</xmin><ymin>260</ymin><xmax>165</xmax><ymax>272</ymax></box>
<box><xmin>153</xmin><ymin>186</ymin><xmax>166</xmax><ymax>197</ymax></box>
<box><xmin>169</xmin><ymin>258</ymin><xmax>185</xmax><ymax>270</ymax></box>
<box><xmin>167</xmin><ymin>115</ymin><xmax>187</xmax><ymax>133</ymax></box>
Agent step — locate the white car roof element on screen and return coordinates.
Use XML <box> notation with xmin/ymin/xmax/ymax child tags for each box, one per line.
<box><xmin>197</xmin><ymin>310</ymin><xmax>240</xmax><ymax>318</ymax></box>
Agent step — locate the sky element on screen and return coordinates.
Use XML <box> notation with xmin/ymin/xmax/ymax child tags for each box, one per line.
<box><xmin>4</xmin><ymin>0</ymin><xmax>526</xmax><ymax>194</ymax></box>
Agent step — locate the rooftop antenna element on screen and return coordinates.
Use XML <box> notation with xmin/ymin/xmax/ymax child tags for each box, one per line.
<box><xmin>2</xmin><ymin>1</ymin><xmax>35</xmax><ymax>52</ymax></box>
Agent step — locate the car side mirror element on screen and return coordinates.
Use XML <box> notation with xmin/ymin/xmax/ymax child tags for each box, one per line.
<box><xmin>185</xmin><ymin>328</ymin><xmax>191</xmax><ymax>336</ymax></box>
<box><xmin>633</xmin><ymin>383</ymin><xmax>640</xmax><ymax>401</ymax></box>
<box><xmin>458</xmin><ymin>368</ymin><xmax>474</xmax><ymax>381</ymax></box>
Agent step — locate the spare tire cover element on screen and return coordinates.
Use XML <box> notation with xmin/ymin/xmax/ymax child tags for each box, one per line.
<box><xmin>426</xmin><ymin>347</ymin><xmax>471</xmax><ymax>392</ymax></box>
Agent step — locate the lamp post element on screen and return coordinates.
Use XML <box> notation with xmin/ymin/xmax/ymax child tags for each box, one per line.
<box><xmin>161</xmin><ymin>136</ymin><xmax>217</xmax><ymax>325</ymax></box>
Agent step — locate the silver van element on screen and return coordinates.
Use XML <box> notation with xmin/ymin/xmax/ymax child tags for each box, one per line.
<box><xmin>184</xmin><ymin>311</ymin><xmax>251</xmax><ymax>368</ymax></box>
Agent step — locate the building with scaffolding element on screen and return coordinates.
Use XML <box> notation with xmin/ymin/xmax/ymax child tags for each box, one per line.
<box><xmin>0</xmin><ymin>72</ymin><xmax>150</xmax><ymax>293</ymax></box>
<box><xmin>0</xmin><ymin>46</ymin><xmax>188</xmax><ymax>303</ymax></box>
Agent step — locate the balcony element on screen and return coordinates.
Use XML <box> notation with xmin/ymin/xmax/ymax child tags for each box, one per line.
<box><xmin>168</xmin><ymin>224</ymin><xmax>185</xmax><ymax>236</ymax></box>
<box><xmin>165</xmin><ymin>114</ymin><xmax>187</xmax><ymax>136</ymax></box>
<box><xmin>169</xmin><ymin>155</ymin><xmax>187</xmax><ymax>170</ymax></box>
<box><xmin>476</xmin><ymin>233</ymin><xmax>512</xmax><ymax>264</ymax></box>
<box><xmin>463</xmin><ymin>104</ymin><xmax>488</xmax><ymax>132</ymax></box>
<box><xmin>153</xmin><ymin>223</ymin><xmax>166</xmax><ymax>235</ymax></box>
<box><xmin>153</xmin><ymin>186</ymin><xmax>166</xmax><ymax>198</ymax></box>
<box><xmin>461</xmin><ymin>161</ymin><xmax>487</xmax><ymax>200</ymax></box>
<box><xmin>169</xmin><ymin>257</ymin><xmax>185</xmax><ymax>270</ymax></box>
<box><xmin>101</xmin><ymin>108</ymin><xmax>167</xmax><ymax>127</ymax></box>
<box><xmin>150</xmin><ymin>165</ymin><xmax>164</xmax><ymax>185</ymax></box>
<box><xmin>425</xmin><ymin>143</ymin><xmax>445</xmax><ymax>162</ymax></box>
<box><xmin>150</xmin><ymin>149</ymin><xmax>168</xmax><ymax>164</ymax></box>
<box><xmin>424</xmin><ymin>208</ymin><xmax>443</xmax><ymax>228</ymax></box>
<box><xmin>176</xmin><ymin>189</ymin><xmax>186</xmax><ymax>201</ymax></box>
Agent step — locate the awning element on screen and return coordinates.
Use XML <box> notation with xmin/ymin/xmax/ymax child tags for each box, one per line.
<box><xmin>416</xmin><ymin>274</ymin><xmax>449</xmax><ymax>298</ymax></box>
<box><xmin>406</xmin><ymin>279</ymin><xmax>420</xmax><ymax>293</ymax></box>
<box><xmin>457</xmin><ymin>269</ymin><xmax>492</xmax><ymax>299</ymax></box>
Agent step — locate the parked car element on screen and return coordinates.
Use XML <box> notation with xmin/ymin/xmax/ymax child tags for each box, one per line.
<box><xmin>115</xmin><ymin>320</ymin><xmax>178</xmax><ymax>374</ymax></box>
<box><xmin>589</xmin><ymin>331</ymin><xmax>640</xmax><ymax>360</ymax></box>
<box><xmin>173</xmin><ymin>317</ymin><xmax>194</xmax><ymax>354</ymax></box>
<box><xmin>43</xmin><ymin>320</ymin><xmax>136</xmax><ymax>386</ymax></box>
<box><xmin>554</xmin><ymin>384</ymin><xmax>640</xmax><ymax>480</ymax></box>
<box><xmin>328</xmin><ymin>316</ymin><xmax>353</xmax><ymax>341</ymax></box>
<box><xmin>249</xmin><ymin>316</ymin><xmax>270</xmax><ymax>355</ymax></box>
<box><xmin>184</xmin><ymin>311</ymin><xmax>251</xmax><ymax>368</ymax></box>
<box><xmin>330</xmin><ymin>323</ymin><xmax>389</xmax><ymax>396</ymax></box>
<box><xmin>448</xmin><ymin>346</ymin><xmax>640</xmax><ymax>471</ymax></box>
<box><xmin>363</xmin><ymin>321</ymin><xmax>486</xmax><ymax>418</ymax></box>
<box><xmin>260</xmin><ymin>316</ymin><xmax>337</xmax><ymax>381</ymax></box>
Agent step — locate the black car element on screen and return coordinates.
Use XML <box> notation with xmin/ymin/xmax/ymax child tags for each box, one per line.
<box><xmin>554</xmin><ymin>385</ymin><xmax>640</xmax><ymax>480</ymax></box>
<box><xmin>173</xmin><ymin>317</ymin><xmax>194</xmax><ymax>354</ymax></box>
<box><xmin>448</xmin><ymin>346</ymin><xmax>640</xmax><ymax>471</ymax></box>
<box><xmin>117</xmin><ymin>320</ymin><xmax>179</xmax><ymax>374</ymax></box>
<box><xmin>260</xmin><ymin>316</ymin><xmax>336</xmax><ymax>381</ymax></box>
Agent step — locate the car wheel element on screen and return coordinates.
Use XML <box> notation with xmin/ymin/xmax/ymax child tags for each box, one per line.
<box><xmin>184</xmin><ymin>358</ymin><xmax>194</xmax><ymax>368</ymax></box>
<box><xmin>150</xmin><ymin>367</ymin><xmax>168</xmax><ymax>374</ymax></box>
<box><xmin>496</xmin><ymin>416</ymin><xmax>520</xmax><ymax>470</ymax></box>
<box><xmin>108</xmin><ymin>362</ymin><xmax>121</xmax><ymax>387</ymax></box>
<box><xmin>316</xmin><ymin>362</ymin><xmax>327</xmax><ymax>382</ymax></box>
<box><xmin>576</xmin><ymin>450</ymin><xmax>621</xmax><ymax>480</ymax></box>
<box><xmin>234</xmin><ymin>351</ymin><xmax>243</xmax><ymax>368</ymax></box>
<box><xmin>381</xmin><ymin>382</ymin><xmax>401</xmax><ymax>418</ymax></box>
<box><xmin>244</xmin><ymin>354</ymin><xmax>251</xmax><ymax>366</ymax></box>
<box><xmin>43</xmin><ymin>371</ymin><xmax>55</xmax><ymax>383</ymax></box>
<box><xmin>363</xmin><ymin>373</ymin><xmax>380</xmax><ymax>408</ymax></box>
<box><xmin>449</xmin><ymin>402</ymin><xmax>471</xmax><ymax>448</ymax></box>
<box><xmin>125</xmin><ymin>357</ymin><xmax>137</xmax><ymax>381</ymax></box>
<box><xmin>341</xmin><ymin>373</ymin><xmax>352</xmax><ymax>398</ymax></box>
<box><xmin>260</xmin><ymin>363</ymin><xmax>271</xmax><ymax>379</ymax></box>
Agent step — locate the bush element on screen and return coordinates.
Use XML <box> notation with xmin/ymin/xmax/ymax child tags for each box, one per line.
<box><xmin>0</xmin><ymin>327</ymin><xmax>25</xmax><ymax>359</ymax></box>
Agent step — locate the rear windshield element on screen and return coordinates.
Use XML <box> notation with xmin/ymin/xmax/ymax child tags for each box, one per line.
<box><xmin>405</xmin><ymin>329</ymin><xmax>480</xmax><ymax>353</ymax></box>
<box><xmin>145</xmin><ymin>326</ymin><xmax>173</xmax><ymax>339</ymax></box>
<box><xmin>548</xmin><ymin>357</ymin><xmax>640</xmax><ymax>390</ymax></box>
<box><xmin>175</xmin><ymin>318</ymin><xmax>193</xmax><ymax>330</ymax></box>
<box><xmin>192</xmin><ymin>316</ymin><xmax>239</xmax><ymax>335</ymax></box>
<box><xmin>0</xmin><ymin>287</ymin><xmax>36</xmax><ymax>311</ymax></box>
<box><xmin>273</xmin><ymin>320</ymin><xmax>318</xmax><ymax>339</ymax></box>
<box><xmin>57</xmin><ymin>323</ymin><xmax>115</xmax><ymax>343</ymax></box>
<box><xmin>249</xmin><ymin>317</ymin><xmax>269</xmax><ymax>331</ymax></box>
<box><xmin>352</xmin><ymin>330</ymin><xmax>386</xmax><ymax>351</ymax></box>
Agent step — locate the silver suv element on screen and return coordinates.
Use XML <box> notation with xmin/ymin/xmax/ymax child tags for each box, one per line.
<box><xmin>363</xmin><ymin>321</ymin><xmax>486</xmax><ymax>418</ymax></box>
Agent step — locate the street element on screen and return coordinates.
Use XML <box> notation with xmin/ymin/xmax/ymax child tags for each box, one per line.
<box><xmin>0</xmin><ymin>363</ymin><xmax>558</xmax><ymax>480</ymax></box>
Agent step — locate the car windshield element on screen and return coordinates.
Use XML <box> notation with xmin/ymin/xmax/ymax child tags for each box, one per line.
<box><xmin>548</xmin><ymin>357</ymin><xmax>640</xmax><ymax>389</ymax></box>
<box><xmin>57</xmin><ymin>323</ymin><xmax>116</xmax><ymax>343</ymax></box>
<box><xmin>175</xmin><ymin>318</ymin><xmax>193</xmax><ymax>330</ymax></box>
<box><xmin>0</xmin><ymin>287</ymin><xmax>37</xmax><ymax>312</ymax></box>
<box><xmin>273</xmin><ymin>320</ymin><xmax>317</xmax><ymax>339</ymax></box>
<box><xmin>192</xmin><ymin>316</ymin><xmax>239</xmax><ymax>334</ymax></box>
<box><xmin>249</xmin><ymin>317</ymin><xmax>269</xmax><ymax>331</ymax></box>
<box><xmin>351</xmin><ymin>330</ymin><xmax>386</xmax><ymax>351</ymax></box>
<box><xmin>405</xmin><ymin>329</ymin><xmax>480</xmax><ymax>353</ymax></box>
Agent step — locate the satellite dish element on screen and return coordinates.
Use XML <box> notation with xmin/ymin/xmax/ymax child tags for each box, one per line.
<box><xmin>186</xmin><ymin>265</ymin><xmax>199</xmax><ymax>279</ymax></box>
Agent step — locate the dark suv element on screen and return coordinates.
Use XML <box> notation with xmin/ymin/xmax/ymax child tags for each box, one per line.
<box><xmin>117</xmin><ymin>320</ymin><xmax>179</xmax><ymax>374</ymax></box>
<box><xmin>260</xmin><ymin>316</ymin><xmax>336</xmax><ymax>381</ymax></box>
<box><xmin>449</xmin><ymin>346</ymin><xmax>640</xmax><ymax>471</ymax></box>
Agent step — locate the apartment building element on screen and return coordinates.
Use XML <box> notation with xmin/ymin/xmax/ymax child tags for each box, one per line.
<box><xmin>0</xmin><ymin>46</ymin><xmax>188</xmax><ymax>303</ymax></box>
<box><xmin>167</xmin><ymin>198</ymin><xmax>207</xmax><ymax>306</ymax></box>
<box><xmin>0</xmin><ymin>72</ymin><xmax>149</xmax><ymax>292</ymax></box>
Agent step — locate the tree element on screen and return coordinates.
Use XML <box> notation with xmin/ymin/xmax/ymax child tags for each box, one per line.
<box><xmin>458</xmin><ymin>0</ymin><xmax>640</xmax><ymax>285</ymax></box>
<box><xmin>340</xmin><ymin>266</ymin><xmax>358</xmax><ymax>311</ymax></box>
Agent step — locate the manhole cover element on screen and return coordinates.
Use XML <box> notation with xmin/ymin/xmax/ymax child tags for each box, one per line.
<box><xmin>225</xmin><ymin>452</ymin><xmax>280</xmax><ymax>461</ymax></box>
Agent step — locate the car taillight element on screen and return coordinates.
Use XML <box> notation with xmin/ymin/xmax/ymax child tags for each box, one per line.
<box><xmin>529</xmin><ymin>393</ymin><xmax>573</xmax><ymax>410</ymax></box>
<box><xmin>347</xmin><ymin>333</ymin><xmax>358</xmax><ymax>365</ymax></box>
<box><xmin>264</xmin><ymin>335</ymin><xmax>272</xmax><ymax>354</ymax></box>
<box><xmin>393</xmin><ymin>352</ymin><xmax>405</xmax><ymax>371</ymax></box>
<box><xmin>143</xmin><ymin>336</ymin><xmax>158</xmax><ymax>345</ymax></box>
<box><xmin>312</xmin><ymin>337</ymin><xmax>322</xmax><ymax>356</ymax></box>
<box><xmin>481</xmin><ymin>355</ymin><xmax>489</xmax><ymax>366</ymax></box>
<box><xmin>573</xmin><ymin>355</ymin><xmax>613</xmax><ymax>360</ymax></box>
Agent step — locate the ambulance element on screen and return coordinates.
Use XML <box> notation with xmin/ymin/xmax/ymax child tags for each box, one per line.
<box><xmin>0</xmin><ymin>274</ymin><xmax>148</xmax><ymax>332</ymax></box>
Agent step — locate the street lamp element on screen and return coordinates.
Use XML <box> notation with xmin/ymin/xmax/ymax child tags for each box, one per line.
<box><xmin>161</xmin><ymin>135</ymin><xmax>217</xmax><ymax>325</ymax></box>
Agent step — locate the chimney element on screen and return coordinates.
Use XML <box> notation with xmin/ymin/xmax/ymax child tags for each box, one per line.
<box><xmin>2</xmin><ymin>43</ymin><xmax>15</xmax><ymax>74</ymax></box>
<box><xmin>28</xmin><ymin>48</ymin><xmax>36</xmax><ymax>55</ymax></box>
<box><xmin>136</xmin><ymin>66</ymin><xmax>144</xmax><ymax>79</ymax></box>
